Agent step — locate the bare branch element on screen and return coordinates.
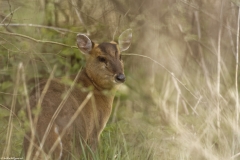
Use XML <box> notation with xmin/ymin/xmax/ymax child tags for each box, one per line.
<box><xmin>71</xmin><ymin>0</ymin><xmax>88</xmax><ymax>34</ymax></box>
<box><xmin>0</xmin><ymin>31</ymin><xmax>78</xmax><ymax>49</ymax></box>
<box><xmin>1</xmin><ymin>7</ymin><xmax>20</xmax><ymax>24</ymax></box>
<box><xmin>0</xmin><ymin>23</ymin><xmax>86</xmax><ymax>34</ymax></box>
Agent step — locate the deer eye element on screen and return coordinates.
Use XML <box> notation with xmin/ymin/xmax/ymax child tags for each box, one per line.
<box><xmin>98</xmin><ymin>56</ymin><xmax>107</xmax><ymax>63</ymax></box>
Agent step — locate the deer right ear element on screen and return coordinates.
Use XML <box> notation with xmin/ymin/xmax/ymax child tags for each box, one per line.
<box><xmin>118</xmin><ymin>29</ymin><xmax>132</xmax><ymax>52</ymax></box>
<box><xmin>77</xmin><ymin>34</ymin><xmax>93</xmax><ymax>54</ymax></box>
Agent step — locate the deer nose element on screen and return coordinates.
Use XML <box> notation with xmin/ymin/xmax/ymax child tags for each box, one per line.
<box><xmin>115</xmin><ymin>73</ymin><xmax>125</xmax><ymax>83</ymax></box>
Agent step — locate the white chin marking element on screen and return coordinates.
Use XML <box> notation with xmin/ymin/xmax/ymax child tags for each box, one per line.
<box><xmin>113</xmin><ymin>80</ymin><xmax>117</xmax><ymax>84</ymax></box>
<box><xmin>113</xmin><ymin>79</ymin><xmax>122</xmax><ymax>84</ymax></box>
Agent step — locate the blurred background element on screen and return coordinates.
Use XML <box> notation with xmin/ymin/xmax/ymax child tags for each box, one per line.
<box><xmin>1</xmin><ymin>0</ymin><xmax>240</xmax><ymax>159</ymax></box>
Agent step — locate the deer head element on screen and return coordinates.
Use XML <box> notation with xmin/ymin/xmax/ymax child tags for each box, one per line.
<box><xmin>76</xmin><ymin>29</ymin><xmax>132</xmax><ymax>90</ymax></box>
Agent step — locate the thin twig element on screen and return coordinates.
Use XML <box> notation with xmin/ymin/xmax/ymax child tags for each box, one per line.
<box><xmin>0</xmin><ymin>91</ymin><xmax>20</xmax><ymax>95</ymax></box>
<box><xmin>5</xmin><ymin>0</ymin><xmax>12</xmax><ymax>28</ymax></box>
<box><xmin>0</xmin><ymin>23</ymin><xmax>84</xmax><ymax>34</ymax></box>
<box><xmin>122</xmin><ymin>53</ymin><xmax>198</xmax><ymax>99</ymax></box>
<box><xmin>1</xmin><ymin>7</ymin><xmax>20</xmax><ymax>24</ymax></box>
<box><xmin>0</xmin><ymin>31</ymin><xmax>78</xmax><ymax>49</ymax></box>
<box><xmin>0</xmin><ymin>36</ymin><xmax>21</xmax><ymax>51</ymax></box>
<box><xmin>71</xmin><ymin>0</ymin><xmax>88</xmax><ymax>34</ymax></box>
<box><xmin>0</xmin><ymin>104</ymin><xmax>22</xmax><ymax>126</ymax></box>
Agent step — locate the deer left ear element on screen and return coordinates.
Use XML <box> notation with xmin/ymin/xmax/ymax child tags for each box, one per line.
<box><xmin>118</xmin><ymin>29</ymin><xmax>132</xmax><ymax>52</ymax></box>
<box><xmin>76</xmin><ymin>34</ymin><xmax>93</xmax><ymax>54</ymax></box>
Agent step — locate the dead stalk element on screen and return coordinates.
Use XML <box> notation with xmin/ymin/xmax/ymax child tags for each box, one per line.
<box><xmin>111</xmin><ymin>96</ymin><xmax>120</xmax><ymax>123</ymax></box>
<box><xmin>1</xmin><ymin>62</ymin><xmax>22</xmax><ymax>157</ymax></box>
<box><xmin>216</xmin><ymin>0</ymin><xmax>224</xmax><ymax>138</ymax></box>
<box><xmin>235</xmin><ymin>7</ymin><xmax>240</xmax><ymax>135</ymax></box>
<box><xmin>48</xmin><ymin>92</ymin><xmax>93</xmax><ymax>156</ymax></box>
<box><xmin>34</xmin><ymin>68</ymin><xmax>82</xmax><ymax>159</ymax></box>
<box><xmin>194</xmin><ymin>11</ymin><xmax>213</xmax><ymax>94</ymax></box>
<box><xmin>26</xmin><ymin>65</ymin><xmax>57</xmax><ymax>160</ymax></box>
<box><xmin>172</xmin><ymin>73</ymin><xmax>181</xmax><ymax>127</ymax></box>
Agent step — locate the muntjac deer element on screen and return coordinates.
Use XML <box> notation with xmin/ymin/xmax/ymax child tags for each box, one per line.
<box><xmin>24</xmin><ymin>29</ymin><xmax>132</xmax><ymax>160</ymax></box>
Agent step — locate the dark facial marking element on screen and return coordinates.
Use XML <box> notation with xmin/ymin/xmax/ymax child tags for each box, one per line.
<box><xmin>98</xmin><ymin>42</ymin><xmax>123</xmax><ymax>74</ymax></box>
<box><xmin>98</xmin><ymin>43</ymin><xmax>118</xmax><ymax>57</ymax></box>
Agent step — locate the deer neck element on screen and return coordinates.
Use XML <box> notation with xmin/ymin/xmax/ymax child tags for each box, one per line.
<box><xmin>78</xmin><ymin>68</ymin><xmax>116</xmax><ymax>97</ymax></box>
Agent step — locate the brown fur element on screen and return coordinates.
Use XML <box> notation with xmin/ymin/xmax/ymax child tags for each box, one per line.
<box><xmin>24</xmin><ymin>30</ymin><xmax>132</xmax><ymax>160</ymax></box>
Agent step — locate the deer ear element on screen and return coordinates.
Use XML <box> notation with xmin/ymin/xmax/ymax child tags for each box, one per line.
<box><xmin>118</xmin><ymin>29</ymin><xmax>132</xmax><ymax>52</ymax></box>
<box><xmin>76</xmin><ymin>34</ymin><xmax>93</xmax><ymax>54</ymax></box>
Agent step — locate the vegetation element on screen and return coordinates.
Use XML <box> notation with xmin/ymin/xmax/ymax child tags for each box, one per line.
<box><xmin>1</xmin><ymin>0</ymin><xmax>240</xmax><ymax>159</ymax></box>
